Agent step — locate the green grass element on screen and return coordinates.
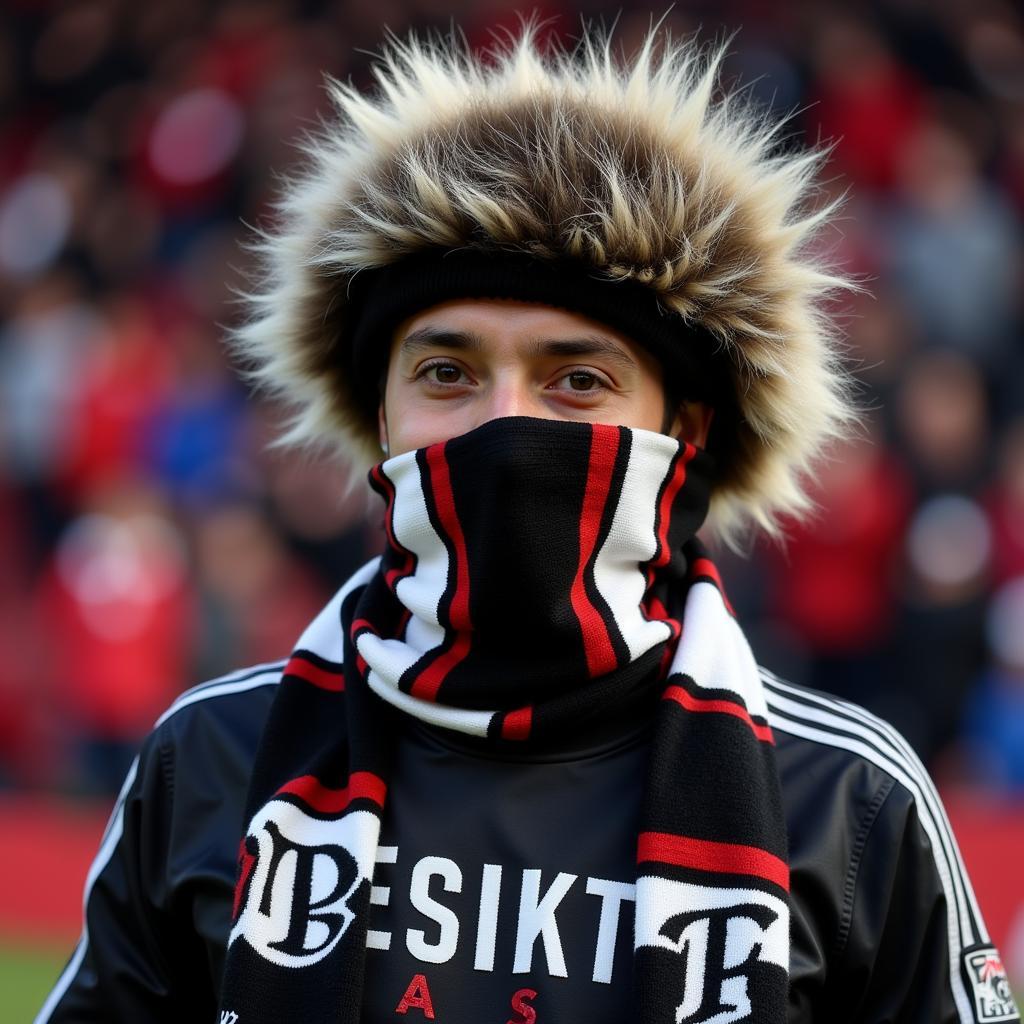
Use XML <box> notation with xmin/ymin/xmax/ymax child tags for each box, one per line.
<box><xmin>0</xmin><ymin>940</ymin><xmax>70</xmax><ymax>1023</ymax></box>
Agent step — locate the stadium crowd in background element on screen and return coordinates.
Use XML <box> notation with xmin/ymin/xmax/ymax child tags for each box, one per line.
<box><xmin>0</xmin><ymin>0</ymin><xmax>1023</xmax><ymax>799</ymax></box>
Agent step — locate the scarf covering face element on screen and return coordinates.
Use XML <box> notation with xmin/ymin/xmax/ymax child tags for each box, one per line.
<box><xmin>219</xmin><ymin>417</ymin><xmax>790</xmax><ymax>1024</ymax></box>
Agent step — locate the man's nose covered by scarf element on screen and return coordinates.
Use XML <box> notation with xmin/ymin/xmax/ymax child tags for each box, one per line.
<box><xmin>360</xmin><ymin>416</ymin><xmax>717</xmax><ymax>711</ymax></box>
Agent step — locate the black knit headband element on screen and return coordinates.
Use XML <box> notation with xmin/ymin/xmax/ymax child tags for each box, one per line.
<box><xmin>344</xmin><ymin>249</ymin><xmax>734</xmax><ymax>421</ymax></box>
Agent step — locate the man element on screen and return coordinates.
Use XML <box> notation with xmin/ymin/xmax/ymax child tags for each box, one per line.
<box><xmin>37</xmin><ymin>22</ymin><xmax>1019</xmax><ymax>1024</ymax></box>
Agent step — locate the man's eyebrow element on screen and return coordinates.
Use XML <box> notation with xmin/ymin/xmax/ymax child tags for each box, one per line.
<box><xmin>398</xmin><ymin>327</ymin><xmax>485</xmax><ymax>354</ymax></box>
<box><xmin>527</xmin><ymin>335</ymin><xmax>639</xmax><ymax>372</ymax></box>
<box><xmin>397</xmin><ymin>327</ymin><xmax>639</xmax><ymax>371</ymax></box>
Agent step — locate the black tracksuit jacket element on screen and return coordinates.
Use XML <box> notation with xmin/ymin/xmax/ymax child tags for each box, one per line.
<box><xmin>34</xmin><ymin>661</ymin><xmax>1018</xmax><ymax>1024</ymax></box>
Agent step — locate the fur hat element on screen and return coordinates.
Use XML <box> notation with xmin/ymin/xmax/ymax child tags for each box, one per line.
<box><xmin>233</xmin><ymin>22</ymin><xmax>861</xmax><ymax>551</ymax></box>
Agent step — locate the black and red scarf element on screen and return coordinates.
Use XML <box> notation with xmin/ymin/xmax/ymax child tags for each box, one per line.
<box><xmin>219</xmin><ymin>416</ymin><xmax>790</xmax><ymax>1024</ymax></box>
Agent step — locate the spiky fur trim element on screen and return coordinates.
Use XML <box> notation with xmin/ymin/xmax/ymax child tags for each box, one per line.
<box><xmin>232</xmin><ymin>22</ymin><xmax>861</xmax><ymax>551</ymax></box>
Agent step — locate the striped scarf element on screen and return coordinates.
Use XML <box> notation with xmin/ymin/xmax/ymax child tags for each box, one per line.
<box><xmin>219</xmin><ymin>416</ymin><xmax>790</xmax><ymax>1024</ymax></box>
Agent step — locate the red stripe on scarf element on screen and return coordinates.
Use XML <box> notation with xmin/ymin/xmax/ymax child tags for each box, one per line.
<box><xmin>690</xmin><ymin>556</ymin><xmax>736</xmax><ymax>617</ymax></box>
<box><xmin>371</xmin><ymin>464</ymin><xmax>416</xmax><ymax>592</ymax></box>
<box><xmin>638</xmin><ymin>831</ymin><xmax>790</xmax><ymax>891</ymax></box>
<box><xmin>275</xmin><ymin>772</ymin><xmax>387</xmax><ymax>815</ymax></box>
<box><xmin>412</xmin><ymin>443</ymin><xmax>471</xmax><ymax>700</ymax></box>
<box><xmin>350</xmin><ymin>621</ymin><xmax>375</xmax><ymax>680</ymax></box>
<box><xmin>284</xmin><ymin>655</ymin><xmax>344</xmax><ymax>692</ymax></box>
<box><xmin>650</xmin><ymin>443</ymin><xmax>697</xmax><ymax>575</ymax></box>
<box><xmin>410</xmin><ymin>633</ymin><xmax>472</xmax><ymax>701</ymax></box>
<box><xmin>663</xmin><ymin>683</ymin><xmax>775</xmax><ymax>743</ymax></box>
<box><xmin>644</xmin><ymin>594</ymin><xmax>681</xmax><ymax>679</ymax></box>
<box><xmin>501</xmin><ymin>705</ymin><xmax>533</xmax><ymax>740</ymax></box>
<box><xmin>232</xmin><ymin>838</ymin><xmax>256</xmax><ymax>919</ymax></box>
<box><xmin>570</xmin><ymin>423</ymin><xmax>620</xmax><ymax>677</ymax></box>
<box><xmin>640</xmin><ymin>446</ymin><xmax>690</xmax><ymax>672</ymax></box>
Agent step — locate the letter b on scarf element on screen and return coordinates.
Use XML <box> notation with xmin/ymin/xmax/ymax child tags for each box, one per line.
<box><xmin>228</xmin><ymin>803</ymin><xmax>379</xmax><ymax>969</ymax></box>
<box><xmin>635</xmin><ymin>877</ymin><xmax>788</xmax><ymax>1024</ymax></box>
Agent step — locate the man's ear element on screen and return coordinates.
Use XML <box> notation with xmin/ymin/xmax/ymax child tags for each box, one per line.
<box><xmin>669</xmin><ymin>401</ymin><xmax>715</xmax><ymax>448</ymax></box>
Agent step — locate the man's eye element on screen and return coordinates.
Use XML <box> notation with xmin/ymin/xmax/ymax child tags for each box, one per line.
<box><xmin>568</xmin><ymin>371</ymin><xmax>598</xmax><ymax>391</ymax></box>
<box><xmin>419</xmin><ymin>362</ymin><xmax>466</xmax><ymax>385</ymax></box>
<box><xmin>555</xmin><ymin>370</ymin><xmax>606</xmax><ymax>393</ymax></box>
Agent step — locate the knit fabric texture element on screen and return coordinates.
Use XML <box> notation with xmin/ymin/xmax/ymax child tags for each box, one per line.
<box><xmin>219</xmin><ymin>417</ymin><xmax>790</xmax><ymax>1023</ymax></box>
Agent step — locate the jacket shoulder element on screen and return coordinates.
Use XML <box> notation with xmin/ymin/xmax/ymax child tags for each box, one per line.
<box><xmin>762</xmin><ymin>664</ymin><xmax>934</xmax><ymax>798</ymax></box>
<box><xmin>32</xmin><ymin>662</ymin><xmax>285</xmax><ymax>1024</ymax></box>
<box><xmin>151</xmin><ymin>660</ymin><xmax>283</xmax><ymax>751</ymax></box>
<box><xmin>761</xmin><ymin>665</ymin><xmax>992</xmax><ymax>977</ymax></box>
<box><xmin>143</xmin><ymin>660</ymin><xmax>283</xmax><ymax>808</ymax></box>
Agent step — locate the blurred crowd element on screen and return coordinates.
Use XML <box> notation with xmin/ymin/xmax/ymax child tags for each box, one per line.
<box><xmin>0</xmin><ymin>0</ymin><xmax>1022</xmax><ymax>797</ymax></box>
